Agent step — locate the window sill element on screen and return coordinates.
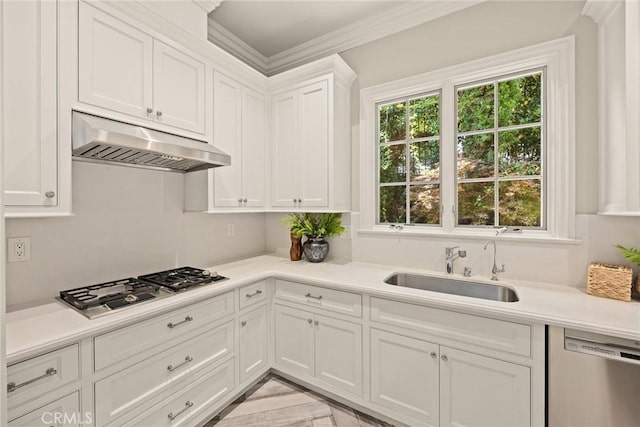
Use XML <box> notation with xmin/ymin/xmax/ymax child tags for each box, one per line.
<box><xmin>356</xmin><ymin>227</ymin><xmax>582</xmax><ymax>245</ymax></box>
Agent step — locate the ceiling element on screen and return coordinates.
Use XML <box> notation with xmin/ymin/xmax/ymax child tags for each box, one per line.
<box><xmin>209</xmin><ymin>1</ymin><xmax>405</xmax><ymax>58</ymax></box>
<box><xmin>207</xmin><ymin>0</ymin><xmax>483</xmax><ymax>75</ymax></box>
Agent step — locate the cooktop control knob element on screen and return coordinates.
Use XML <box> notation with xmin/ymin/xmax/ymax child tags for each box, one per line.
<box><xmin>202</xmin><ymin>270</ymin><xmax>212</xmax><ymax>277</ymax></box>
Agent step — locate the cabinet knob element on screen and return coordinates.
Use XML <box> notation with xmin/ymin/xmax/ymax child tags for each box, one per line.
<box><xmin>243</xmin><ymin>198</ymin><xmax>248</xmax><ymax>203</ymax></box>
<box><xmin>241</xmin><ymin>321</ymin><xmax>246</xmax><ymax>327</ymax></box>
<box><xmin>307</xmin><ymin>318</ymin><xmax>313</xmax><ymax>324</ymax></box>
<box><xmin>430</xmin><ymin>352</ymin><xmax>437</xmax><ymax>358</ymax></box>
<box><xmin>314</xmin><ymin>320</ymin><xmax>319</xmax><ymax>326</ymax></box>
<box><xmin>297</xmin><ymin>198</ymin><xmax>302</xmax><ymax>203</ymax></box>
<box><xmin>146</xmin><ymin>107</ymin><xmax>153</xmax><ymax>114</ymax></box>
<box><xmin>156</xmin><ymin>111</ymin><xmax>163</xmax><ymax>118</ymax></box>
<box><xmin>293</xmin><ymin>198</ymin><xmax>297</xmax><ymax>203</ymax></box>
<box><xmin>238</xmin><ymin>198</ymin><xmax>243</xmax><ymax>203</ymax></box>
<box><xmin>441</xmin><ymin>355</ymin><xmax>448</xmax><ymax>362</ymax></box>
<box><xmin>45</xmin><ymin>191</ymin><xmax>55</xmax><ymax>199</ymax></box>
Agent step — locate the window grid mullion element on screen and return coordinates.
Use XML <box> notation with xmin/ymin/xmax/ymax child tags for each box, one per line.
<box><xmin>405</xmin><ymin>100</ymin><xmax>411</xmax><ymax>224</ymax></box>
<box><xmin>494</xmin><ymin>79</ymin><xmax>500</xmax><ymax>227</ymax></box>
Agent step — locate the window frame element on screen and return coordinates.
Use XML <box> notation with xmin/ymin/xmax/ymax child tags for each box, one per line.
<box><xmin>376</xmin><ymin>90</ymin><xmax>443</xmax><ymax>226</ymax></box>
<box><xmin>359</xmin><ymin>36</ymin><xmax>575</xmax><ymax>240</ymax></box>
<box><xmin>454</xmin><ymin>68</ymin><xmax>546</xmax><ymax>230</ymax></box>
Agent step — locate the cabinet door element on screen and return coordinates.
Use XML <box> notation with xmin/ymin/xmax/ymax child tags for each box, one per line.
<box><xmin>1</xmin><ymin>0</ymin><xmax>58</xmax><ymax>207</ymax></box>
<box><xmin>314</xmin><ymin>314</ymin><xmax>362</xmax><ymax>396</ymax></box>
<box><xmin>370</xmin><ymin>329</ymin><xmax>438</xmax><ymax>427</ymax></box>
<box><xmin>271</xmin><ymin>90</ymin><xmax>298</xmax><ymax>207</ymax></box>
<box><xmin>440</xmin><ymin>346</ymin><xmax>530</xmax><ymax>427</ymax></box>
<box><xmin>242</xmin><ymin>87</ymin><xmax>266</xmax><ymax>207</ymax></box>
<box><xmin>9</xmin><ymin>392</ymin><xmax>80</xmax><ymax>427</ymax></box>
<box><xmin>297</xmin><ymin>81</ymin><xmax>329</xmax><ymax>207</ymax></box>
<box><xmin>274</xmin><ymin>305</ymin><xmax>314</xmax><ymax>377</ymax></box>
<box><xmin>213</xmin><ymin>73</ymin><xmax>243</xmax><ymax>207</ymax></box>
<box><xmin>239</xmin><ymin>306</ymin><xmax>268</xmax><ymax>383</ymax></box>
<box><xmin>153</xmin><ymin>40</ymin><xmax>206</xmax><ymax>134</ymax></box>
<box><xmin>78</xmin><ymin>2</ymin><xmax>153</xmax><ymax>119</ymax></box>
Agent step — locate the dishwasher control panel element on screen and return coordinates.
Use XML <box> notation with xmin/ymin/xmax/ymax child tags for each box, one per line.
<box><xmin>565</xmin><ymin>328</ymin><xmax>640</xmax><ymax>365</ymax></box>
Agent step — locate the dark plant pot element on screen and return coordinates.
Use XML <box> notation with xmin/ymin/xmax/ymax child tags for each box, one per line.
<box><xmin>303</xmin><ymin>236</ymin><xmax>329</xmax><ymax>263</ymax></box>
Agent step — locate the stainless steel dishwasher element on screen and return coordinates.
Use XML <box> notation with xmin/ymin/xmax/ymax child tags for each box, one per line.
<box><xmin>547</xmin><ymin>326</ymin><xmax>640</xmax><ymax>427</ymax></box>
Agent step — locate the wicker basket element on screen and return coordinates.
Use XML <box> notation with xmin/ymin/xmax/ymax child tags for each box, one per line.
<box><xmin>587</xmin><ymin>262</ymin><xmax>633</xmax><ymax>301</ymax></box>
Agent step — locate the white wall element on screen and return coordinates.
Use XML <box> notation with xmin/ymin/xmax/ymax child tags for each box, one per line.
<box><xmin>5</xmin><ymin>162</ymin><xmax>266</xmax><ymax>309</ymax></box>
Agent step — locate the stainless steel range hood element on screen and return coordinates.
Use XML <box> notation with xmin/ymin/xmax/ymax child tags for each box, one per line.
<box><xmin>72</xmin><ymin>112</ymin><xmax>231</xmax><ymax>172</ymax></box>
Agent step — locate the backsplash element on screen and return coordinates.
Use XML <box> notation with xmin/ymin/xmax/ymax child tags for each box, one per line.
<box><xmin>5</xmin><ymin>162</ymin><xmax>266</xmax><ymax>310</ymax></box>
<box><xmin>266</xmin><ymin>212</ymin><xmax>640</xmax><ymax>288</ymax></box>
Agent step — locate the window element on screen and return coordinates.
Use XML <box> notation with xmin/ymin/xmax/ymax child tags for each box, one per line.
<box><xmin>361</xmin><ymin>37</ymin><xmax>575</xmax><ymax>239</ymax></box>
<box><xmin>456</xmin><ymin>71</ymin><xmax>544</xmax><ymax>228</ymax></box>
<box><xmin>378</xmin><ymin>93</ymin><xmax>441</xmax><ymax>225</ymax></box>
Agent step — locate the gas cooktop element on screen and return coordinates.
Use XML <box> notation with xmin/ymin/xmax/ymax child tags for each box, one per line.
<box><xmin>58</xmin><ymin>267</ymin><xmax>228</xmax><ymax>319</ymax></box>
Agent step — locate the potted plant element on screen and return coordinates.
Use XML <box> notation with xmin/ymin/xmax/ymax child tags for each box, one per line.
<box><xmin>616</xmin><ymin>244</ymin><xmax>640</xmax><ymax>293</ymax></box>
<box><xmin>283</xmin><ymin>213</ymin><xmax>346</xmax><ymax>263</ymax></box>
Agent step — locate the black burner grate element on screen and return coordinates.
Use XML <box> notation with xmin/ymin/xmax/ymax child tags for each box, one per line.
<box><xmin>59</xmin><ymin>278</ymin><xmax>158</xmax><ymax>311</ymax></box>
<box><xmin>138</xmin><ymin>266</ymin><xmax>227</xmax><ymax>292</ymax></box>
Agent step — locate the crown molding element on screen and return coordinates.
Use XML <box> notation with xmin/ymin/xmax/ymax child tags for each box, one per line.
<box><xmin>267</xmin><ymin>0</ymin><xmax>484</xmax><ymax>75</ymax></box>
<box><xmin>193</xmin><ymin>0</ymin><xmax>222</xmax><ymax>14</ymax></box>
<box><xmin>207</xmin><ymin>21</ymin><xmax>269</xmax><ymax>74</ymax></box>
<box><xmin>207</xmin><ymin>0</ymin><xmax>484</xmax><ymax>76</ymax></box>
<box><xmin>581</xmin><ymin>0</ymin><xmax>622</xmax><ymax>25</ymax></box>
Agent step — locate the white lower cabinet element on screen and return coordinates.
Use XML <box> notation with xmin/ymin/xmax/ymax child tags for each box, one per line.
<box><xmin>238</xmin><ymin>305</ymin><xmax>269</xmax><ymax>383</ymax></box>
<box><xmin>9</xmin><ymin>392</ymin><xmax>81</xmax><ymax>427</ymax></box>
<box><xmin>94</xmin><ymin>321</ymin><xmax>234</xmax><ymax>426</ymax></box>
<box><xmin>7</xmin><ymin>280</ymin><xmax>542</xmax><ymax>427</ymax></box>
<box><xmin>274</xmin><ymin>304</ymin><xmax>362</xmax><ymax>396</ymax></box>
<box><xmin>370</xmin><ymin>329</ymin><xmax>439</xmax><ymax>427</ymax></box>
<box><xmin>370</xmin><ymin>329</ymin><xmax>532</xmax><ymax>427</ymax></box>
<box><xmin>439</xmin><ymin>346</ymin><xmax>530</xmax><ymax>427</ymax></box>
<box><xmin>121</xmin><ymin>359</ymin><xmax>235</xmax><ymax>427</ymax></box>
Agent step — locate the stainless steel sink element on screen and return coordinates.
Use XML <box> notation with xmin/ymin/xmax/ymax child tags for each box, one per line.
<box><xmin>384</xmin><ymin>273</ymin><xmax>519</xmax><ymax>302</ymax></box>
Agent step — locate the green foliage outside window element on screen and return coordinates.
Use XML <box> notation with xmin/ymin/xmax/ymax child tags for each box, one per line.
<box><xmin>377</xmin><ymin>71</ymin><xmax>544</xmax><ymax>229</ymax></box>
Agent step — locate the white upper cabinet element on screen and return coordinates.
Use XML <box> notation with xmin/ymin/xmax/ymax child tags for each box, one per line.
<box><xmin>269</xmin><ymin>56</ymin><xmax>356</xmax><ymax>211</ymax></box>
<box><xmin>153</xmin><ymin>40</ymin><xmax>206</xmax><ymax>133</ymax></box>
<box><xmin>271</xmin><ymin>81</ymin><xmax>329</xmax><ymax>208</ymax></box>
<box><xmin>584</xmin><ymin>0</ymin><xmax>640</xmax><ymax>215</ymax></box>
<box><xmin>211</xmin><ymin>72</ymin><xmax>266</xmax><ymax>209</ymax></box>
<box><xmin>1</xmin><ymin>0</ymin><xmax>70</xmax><ymax>215</ymax></box>
<box><xmin>78</xmin><ymin>2</ymin><xmax>207</xmax><ymax>135</ymax></box>
<box><xmin>78</xmin><ymin>2</ymin><xmax>153</xmax><ymax>120</ymax></box>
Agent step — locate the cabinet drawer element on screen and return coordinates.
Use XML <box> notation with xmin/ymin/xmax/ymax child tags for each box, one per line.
<box><xmin>370</xmin><ymin>298</ymin><xmax>531</xmax><ymax>357</ymax></box>
<box><xmin>121</xmin><ymin>359</ymin><xmax>234</xmax><ymax>427</ymax></box>
<box><xmin>94</xmin><ymin>291</ymin><xmax>234</xmax><ymax>371</ymax></box>
<box><xmin>239</xmin><ymin>281</ymin><xmax>267</xmax><ymax>310</ymax></box>
<box><xmin>274</xmin><ymin>280</ymin><xmax>361</xmax><ymax>317</ymax></box>
<box><xmin>7</xmin><ymin>344</ymin><xmax>79</xmax><ymax>408</ymax></box>
<box><xmin>95</xmin><ymin>321</ymin><xmax>234</xmax><ymax>426</ymax></box>
<box><xmin>9</xmin><ymin>392</ymin><xmax>80</xmax><ymax>426</ymax></box>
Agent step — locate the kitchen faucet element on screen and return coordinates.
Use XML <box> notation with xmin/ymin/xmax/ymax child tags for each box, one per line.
<box><xmin>445</xmin><ymin>246</ymin><xmax>466</xmax><ymax>274</ymax></box>
<box><xmin>483</xmin><ymin>240</ymin><xmax>505</xmax><ymax>280</ymax></box>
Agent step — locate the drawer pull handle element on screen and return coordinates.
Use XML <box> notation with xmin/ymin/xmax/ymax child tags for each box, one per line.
<box><xmin>167</xmin><ymin>356</ymin><xmax>193</xmax><ymax>372</ymax></box>
<box><xmin>430</xmin><ymin>352</ymin><xmax>437</xmax><ymax>359</ymax></box>
<box><xmin>441</xmin><ymin>355</ymin><xmax>448</xmax><ymax>362</ymax></box>
<box><xmin>305</xmin><ymin>293</ymin><xmax>323</xmax><ymax>301</ymax></box>
<box><xmin>167</xmin><ymin>316</ymin><xmax>193</xmax><ymax>329</ymax></box>
<box><xmin>308</xmin><ymin>318</ymin><xmax>313</xmax><ymax>324</ymax></box>
<box><xmin>7</xmin><ymin>367</ymin><xmax>57</xmax><ymax>393</ymax></box>
<box><xmin>167</xmin><ymin>401</ymin><xmax>194</xmax><ymax>421</ymax></box>
<box><xmin>241</xmin><ymin>321</ymin><xmax>247</xmax><ymax>327</ymax></box>
<box><xmin>246</xmin><ymin>289</ymin><xmax>263</xmax><ymax>298</ymax></box>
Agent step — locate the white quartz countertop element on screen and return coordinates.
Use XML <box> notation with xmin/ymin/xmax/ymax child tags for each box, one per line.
<box><xmin>7</xmin><ymin>255</ymin><xmax>640</xmax><ymax>363</ymax></box>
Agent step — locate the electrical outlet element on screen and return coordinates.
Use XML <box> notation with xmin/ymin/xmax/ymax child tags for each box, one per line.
<box><xmin>227</xmin><ymin>224</ymin><xmax>235</xmax><ymax>237</ymax></box>
<box><xmin>8</xmin><ymin>237</ymin><xmax>31</xmax><ymax>262</ymax></box>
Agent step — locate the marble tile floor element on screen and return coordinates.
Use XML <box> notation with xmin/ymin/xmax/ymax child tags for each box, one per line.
<box><xmin>203</xmin><ymin>375</ymin><xmax>394</xmax><ymax>427</ymax></box>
